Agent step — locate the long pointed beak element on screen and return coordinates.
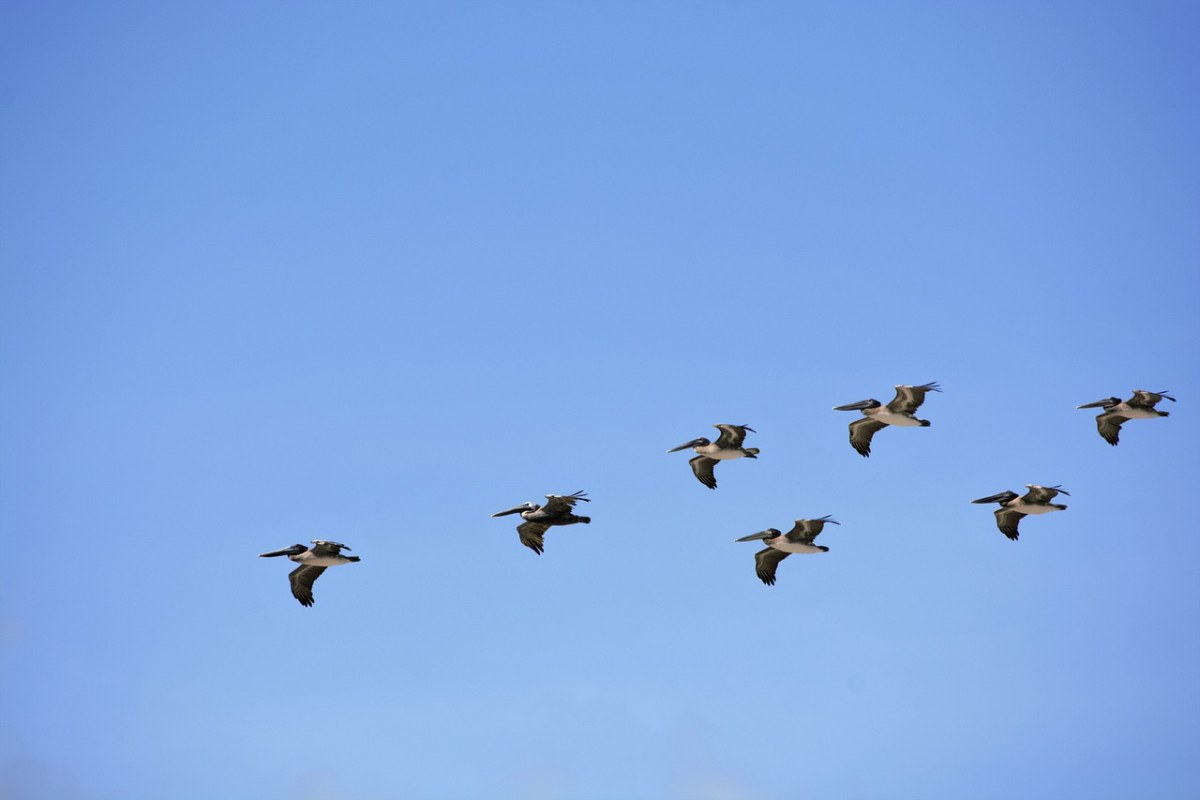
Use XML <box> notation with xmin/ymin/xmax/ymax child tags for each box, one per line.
<box><xmin>667</xmin><ymin>438</ymin><xmax>704</xmax><ymax>454</ymax></box>
<box><xmin>491</xmin><ymin>506</ymin><xmax>525</xmax><ymax>518</ymax></box>
<box><xmin>259</xmin><ymin>546</ymin><xmax>299</xmax><ymax>558</ymax></box>
<box><xmin>1076</xmin><ymin>399</ymin><xmax>1112</xmax><ymax>409</ymax></box>
<box><xmin>833</xmin><ymin>400</ymin><xmax>872</xmax><ymax>411</ymax></box>
<box><xmin>735</xmin><ymin>529</ymin><xmax>776</xmax><ymax>542</ymax></box>
<box><xmin>971</xmin><ymin>493</ymin><xmax>1006</xmax><ymax>504</ymax></box>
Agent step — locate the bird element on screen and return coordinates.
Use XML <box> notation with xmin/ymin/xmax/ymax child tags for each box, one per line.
<box><xmin>491</xmin><ymin>491</ymin><xmax>591</xmax><ymax>555</ymax></box>
<box><xmin>1077</xmin><ymin>390</ymin><xmax>1175</xmax><ymax>446</ymax></box>
<box><xmin>735</xmin><ymin>516</ymin><xmax>839</xmax><ymax>585</ymax></box>
<box><xmin>259</xmin><ymin>540</ymin><xmax>360</xmax><ymax>607</ymax></box>
<box><xmin>667</xmin><ymin>424</ymin><xmax>759</xmax><ymax>489</ymax></box>
<box><xmin>833</xmin><ymin>382</ymin><xmax>941</xmax><ymax>457</ymax></box>
<box><xmin>971</xmin><ymin>485</ymin><xmax>1069</xmax><ymax>540</ymax></box>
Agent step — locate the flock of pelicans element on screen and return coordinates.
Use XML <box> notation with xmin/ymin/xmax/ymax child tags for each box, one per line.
<box><xmin>260</xmin><ymin>385</ymin><xmax>1176</xmax><ymax>605</ymax></box>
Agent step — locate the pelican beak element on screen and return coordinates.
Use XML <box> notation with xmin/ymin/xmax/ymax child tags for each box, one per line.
<box><xmin>971</xmin><ymin>493</ymin><xmax>1006</xmax><ymax>504</ymax></box>
<box><xmin>735</xmin><ymin>529</ymin><xmax>776</xmax><ymax>542</ymax></box>
<box><xmin>833</xmin><ymin>400</ymin><xmax>873</xmax><ymax>411</ymax></box>
<box><xmin>259</xmin><ymin>545</ymin><xmax>304</xmax><ymax>558</ymax></box>
<box><xmin>490</xmin><ymin>505</ymin><xmax>526</xmax><ymax>518</ymax></box>
<box><xmin>667</xmin><ymin>438</ymin><xmax>705</xmax><ymax>453</ymax></box>
<box><xmin>1076</xmin><ymin>398</ymin><xmax>1113</xmax><ymax>409</ymax></box>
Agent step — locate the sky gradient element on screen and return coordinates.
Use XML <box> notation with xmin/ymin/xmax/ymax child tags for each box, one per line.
<box><xmin>2</xmin><ymin>2</ymin><xmax>1199</xmax><ymax>799</ymax></box>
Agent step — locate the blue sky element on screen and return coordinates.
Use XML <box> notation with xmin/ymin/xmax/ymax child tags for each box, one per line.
<box><xmin>2</xmin><ymin>2</ymin><xmax>1198</xmax><ymax>798</ymax></box>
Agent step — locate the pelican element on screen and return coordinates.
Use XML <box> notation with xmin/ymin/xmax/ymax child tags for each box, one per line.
<box><xmin>971</xmin><ymin>485</ymin><xmax>1069</xmax><ymax>541</ymax></box>
<box><xmin>1077</xmin><ymin>390</ymin><xmax>1175</xmax><ymax>446</ymax></box>
<box><xmin>259</xmin><ymin>540</ymin><xmax>360</xmax><ymax>607</ymax></box>
<box><xmin>491</xmin><ymin>491</ymin><xmax>591</xmax><ymax>554</ymax></box>
<box><xmin>667</xmin><ymin>424</ymin><xmax>760</xmax><ymax>489</ymax></box>
<box><xmin>833</xmin><ymin>382</ymin><xmax>941</xmax><ymax>457</ymax></box>
<box><xmin>735</xmin><ymin>516</ymin><xmax>839</xmax><ymax>585</ymax></box>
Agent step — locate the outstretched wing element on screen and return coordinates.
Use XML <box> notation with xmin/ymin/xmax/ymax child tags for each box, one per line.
<box><xmin>288</xmin><ymin>565</ymin><xmax>327</xmax><ymax>607</ymax></box>
<box><xmin>1023</xmin><ymin>485</ymin><xmax>1067</xmax><ymax>504</ymax></box>
<box><xmin>848</xmin><ymin>418</ymin><xmax>887</xmax><ymax>457</ymax></box>
<box><xmin>887</xmin><ymin>382</ymin><xmax>941</xmax><ymax>414</ymax></box>
<box><xmin>542</xmin><ymin>491</ymin><xmax>589</xmax><ymax>515</ymax></box>
<box><xmin>689</xmin><ymin>456</ymin><xmax>719</xmax><ymax>489</ymax></box>
<box><xmin>1096</xmin><ymin>413</ymin><xmax>1126</xmax><ymax>445</ymax></box>
<box><xmin>788</xmin><ymin>516</ymin><xmax>837</xmax><ymax>541</ymax></box>
<box><xmin>309</xmin><ymin>540</ymin><xmax>349</xmax><ymax>556</ymax></box>
<box><xmin>753</xmin><ymin>548</ymin><xmax>790</xmax><ymax>585</ymax></box>
<box><xmin>1130</xmin><ymin>390</ymin><xmax>1175</xmax><ymax>409</ymax></box>
<box><xmin>994</xmin><ymin>509</ymin><xmax>1026</xmax><ymax>541</ymax></box>
<box><xmin>517</xmin><ymin>521</ymin><xmax>551</xmax><ymax>555</ymax></box>
<box><xmin>713</xmin><ymin>424</ymin><xmax>754</xmax><ymax>449</ymax></box>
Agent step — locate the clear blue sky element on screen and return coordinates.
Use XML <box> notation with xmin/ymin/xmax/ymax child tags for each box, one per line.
<box><xmin>2</xmin><ymin>2</ymin><xmax>1198</xmax><ymax>798</ymax></box>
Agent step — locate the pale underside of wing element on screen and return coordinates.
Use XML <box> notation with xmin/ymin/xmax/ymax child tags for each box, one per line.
<box><xmin>288</xmin><ymin>565</ymin><xmax>327</xmax><ymax>607</ymax></box>
<box><xmin>849</xmin><ymin>418</ymin><xmax>887</xmax><ymax>457</ymax></box>
<box><xmin>994</xmin><ymin>509</ymin><xmax>1026</xmax><ymax>541</ymax></box>
<box><xmin>689</xmin><ymin>456</ymin><xmax>719</xmax><ymax>489</ymax></box>
<box><xmin>517</xmin><ymin>520</ymin><xmax>550</xmax><ymax>555</ymax></box>
<box><xmin>754</xmin><ymin>548</ymin><xmax>790</xmax><ymax>585</ymax></box>
<box><xmin>713</xmin><ymin>424</ymin><xmax>751</xmax><ymax>450</ymax></box>
<box><xmin>1096</xmin><ymin>412</ymin><xmax>1126</xmax><ymax>446</ymax></box>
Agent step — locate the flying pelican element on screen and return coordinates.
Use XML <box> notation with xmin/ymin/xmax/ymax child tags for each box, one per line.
<box><xmin>1077</xmin><ymin>390</ymin><xmax>1175</xmax><ymax>446</ymax></box>
<box><xmin>667</xmin><ymin>424</ymin><xmax>759</xmax><ymax>489</ymax></box>
<box><xmin>735</xmin><ymin>516</ymin><xmax>839</xmax><ymax>585</ymax></box>
<box><xmin>491</xmin><ymin>491</ymin><xmax>591</xmax><ymax>555</ymax></box>
<box><xmin>971</xmin><ymin>485</ymin><xmax>1069</xmax><ymax>541</ymax></box>
<box><xmin>833</xmin><ymin>382</ymin><xmax>941</xmax><ymax>457</ymax></box>
<box><xmin>259</xmin><ymin>540</ymin><xmax>360</xmax><ymax>607</ymax></box>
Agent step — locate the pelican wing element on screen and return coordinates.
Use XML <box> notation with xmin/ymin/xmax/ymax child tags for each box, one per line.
<box><xmin>887</xmin><ymin>382</ymin><xmax>941</xmax><ymax>414</ymax></box>
<box><xmin>1130</xmin><ymin>390</ymin><xmax>1175</xmax><ymax>409</ymax></box>
<box><xmin>848</xmin><ymin>418</ymin><xmax>887</xmax><ymax>457</ymax></box>
<box><xmin>994</xmin><ymin>509</ymin><xmax>1026</xmax><ymax>541</ymax></box>
<box><xmin>786</xmin><ymin>516</ymin><xmax>837</xmax><ymax>541</ymax></box>
<box><xmin>689</xmin><ymin>456</ymin><xmax>719</xmax><ymax>489</ymax></box>
<box><xmin>541</xmin><ymin>491</ymin><xmax>589</xmax><ymax>515</ymax></box>
<box><xmin>1096</xmin><ymin>412</ymin><xmax>1126</xmax><ymax>446</ymax></box>
<box><xmin>288</xmin><ymin>564</ymin><xmax>327</xmax><ymax>607</ymax></box>
<box><xmin>309</xmin><ymin>540</ymin><xmax>349</xmax><ymax>556</ymax></box>
<box><xmin>517</xmin><ymin>520</ymin><xmax>550</xmax><ymax>555</ymax></box>
<box><xmin>753</xmin><ymin>548</ymin><xmax>790</xmax><ymax>586</ymax></box>
<box><xmin>1023</xmin><ymin>485</ymin><xmax>1067</xmax><ymax>504</ymax></box>
<box><xmin>713</xmin><ymin>424</ymin><xmax>754</xmax><ymax>449</ymax></box>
